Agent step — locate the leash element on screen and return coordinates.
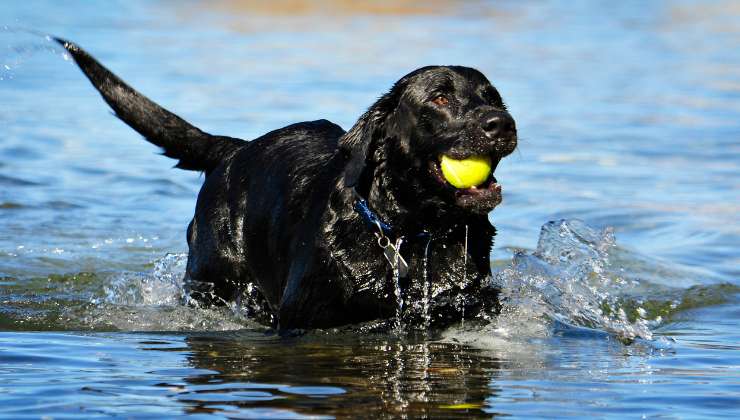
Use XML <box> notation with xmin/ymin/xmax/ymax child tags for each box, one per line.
<box><xmin>351</xmin><ymin>188</ymin><xmax>430</xmax><ymax>278</ymax></box>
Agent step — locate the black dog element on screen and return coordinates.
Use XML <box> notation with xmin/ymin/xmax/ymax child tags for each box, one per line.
<box><xmin>56</xmin><ymin>39</ymin><xmax>517</xmax><ymax>330</ymax></box>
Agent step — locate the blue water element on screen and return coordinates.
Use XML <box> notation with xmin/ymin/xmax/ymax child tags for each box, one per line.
<box><xmin>1</xmin><ymin>1</ymin><xmax>739</xmax><ymax>418</ymax></box>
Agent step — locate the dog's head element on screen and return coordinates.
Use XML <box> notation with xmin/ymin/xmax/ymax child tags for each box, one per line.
<box><xmin>341</xmin><ymin>66</ymin><xmax>517</xmax><ymax>219</ymax></box>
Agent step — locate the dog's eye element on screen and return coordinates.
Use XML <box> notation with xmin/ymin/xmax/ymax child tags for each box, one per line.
<box><xmin>431</xmin><ymin>95</ymin><xmax>449</xmax><ymax>106</ymax></box>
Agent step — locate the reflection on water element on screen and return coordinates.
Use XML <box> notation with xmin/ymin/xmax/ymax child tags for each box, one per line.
<box><xmin>0</xmin><ymin>330</ymin><xmax>671</xmax><ymax>418</ymax></box>
<box><xmin>1</xmin><ymin>0</ymin><xmax>740</xmax><ymax>417</ymax></box>
<box><xmin>180</xmin><ymin>333</ymin><xmax>501</xmax><ymax>418</ymax></box>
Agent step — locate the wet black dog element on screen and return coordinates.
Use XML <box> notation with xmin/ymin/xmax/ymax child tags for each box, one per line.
<box><xmin>57</xmin><ymin>39</ymin><xmax>517</xmax><ymax>330</ymax></box>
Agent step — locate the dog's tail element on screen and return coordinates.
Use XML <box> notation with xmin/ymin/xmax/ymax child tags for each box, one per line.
<box><xmin>55</xmin><ymin>38</ymin><xmax>245</xmax><ymax>173</ymax></box>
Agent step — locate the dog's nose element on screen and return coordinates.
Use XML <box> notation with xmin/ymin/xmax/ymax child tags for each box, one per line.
<box><xmin>482</xmin><ymin>113</ymin><xmax>516</xmax><ymax>139</ymax></box>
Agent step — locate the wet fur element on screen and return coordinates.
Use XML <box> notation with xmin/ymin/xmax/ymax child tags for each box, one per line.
<box><xmin>57</xmin><ymin>38</ymin><xmax>515</xmax><ymax>330</ymax></box>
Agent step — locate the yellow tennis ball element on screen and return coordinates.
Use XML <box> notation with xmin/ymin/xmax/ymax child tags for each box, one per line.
<box><xmin>440</xmin><ymin>155</ymin><xmax>492</xmax><ymax>188</ymax></box>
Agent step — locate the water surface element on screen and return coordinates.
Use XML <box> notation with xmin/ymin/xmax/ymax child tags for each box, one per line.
<box><xmin>1</xmin><ymin>1</ymin><xmax>739</xmax><ymax>418</ymax></box>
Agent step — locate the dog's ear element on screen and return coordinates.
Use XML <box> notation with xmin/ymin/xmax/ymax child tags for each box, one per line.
<box><xmin>339</xmin><ymin>107</ymin><xmax>386</xmax><ymax>188</ymax></box>
<box><xmin>339</xmin><ymin>80</ymin><xmax>409</xmax><ymax>188</ymax></box>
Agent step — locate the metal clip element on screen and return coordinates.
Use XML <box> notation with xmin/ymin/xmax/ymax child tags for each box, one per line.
<box><xmin>375</xmin><ymin>228</ymin><xmax>409</xmax><ymax>278</ymax></box>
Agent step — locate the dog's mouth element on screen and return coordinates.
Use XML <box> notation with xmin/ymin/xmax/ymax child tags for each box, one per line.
<box><xmin>429</xmin><ymin>154</ymin><xmax>503</xmax><ymax>212</ymax></box>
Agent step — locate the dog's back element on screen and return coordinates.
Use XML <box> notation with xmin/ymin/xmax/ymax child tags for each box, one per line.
<box><xmin>185</xmin><ymin>120</ymin><xmax>346</xmax><ymax>313</ymax></box>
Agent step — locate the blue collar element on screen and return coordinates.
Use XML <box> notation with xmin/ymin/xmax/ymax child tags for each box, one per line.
<box><xmin>351</xmin><ymin>188</ymin><xmax>430</xmax><ymax>240</ymax></box>
<box><xmin>352</xmin><ymin>190</ymin><xmax>394</xmax><ymax>237</ymax></box>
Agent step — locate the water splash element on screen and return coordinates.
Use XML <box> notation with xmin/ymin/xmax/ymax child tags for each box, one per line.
<box><xmin>421</xmin><ymin>234</ymin><xmax>432</xmax><ymax>328</ymax></box>
<box><xmin>392</xmin><ymin>237</ymin><xmax>404</xmax><ymax>331</ymax></box>
<box><xmin>0</xmin><ymin>220</ymin><xmax>727</xmax><ymax>337</ymax></box>
<box><xmin>87</xmin><ymin>253</ymin><xmax>256</xmax><ymax>331</ymax></box>
<box><xmin>102</xmin><ymin>253</ymin><xmax>188</xmax><ymax>306</ymax></box>
<box><xmin>457</xmin><ymin>224</ymin><xmax>469</xmax><ymax>325</ymax></box>
<box><xmin>494</xmin><ymin>219</ymin><xmax>662</xmax><ymax>341</ymax></box>
<box><xmin>1</xmin><ymin>27</ymin><xmax>69</xmax><ymax>81</ymax></box>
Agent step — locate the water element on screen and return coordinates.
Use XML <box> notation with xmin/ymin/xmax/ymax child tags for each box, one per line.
<box><xmin>1</xmin><ymin>1</ymin><xmax>739</xmax><ymax>418</ymax></box>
